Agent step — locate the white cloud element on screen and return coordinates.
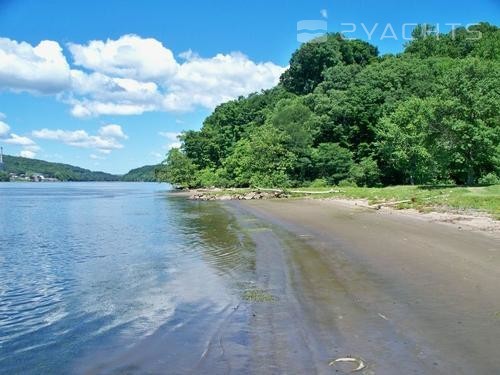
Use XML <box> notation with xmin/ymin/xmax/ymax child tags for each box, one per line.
<box><xmin>0</xmin><ymin>115</ymin><xmax>40</xmax><ymax>158</ymax></box>
<box><xmin>1</xmin><ymin>35</ymin><xmax>286</xmax><ymax>117</ymax></box>
<box><xmin>162</xmin><ymin>52</ymin><xmax>285</xmax><ymax>111</ymax></box>
<box><xmin>99</xmin><ymin>124</ymin><xmax>128</xmax><ymax>139</ymax></box>
<box><xmin>0</xmin><ymin>38</ymin><xmax>70</xmax><ymax>93</ymax></box>
<box><xmin>68</xmin><ymin>34</ymin><xmax>178</xmax><ymax>81</ymax></box>
<box><xmin>3</xmin><ymin>133</ymin><xmax>36</xmax><ymax>146</ymax></box>
<box><xmin>69</xmin><ymin>100</ymin><xmax>155</xmax><ymax>117</ymax></box>
<box><xmin>32</xmin><ymin>124</ymin><xmax>127</xmax><ymax>154</ymax></box>
<box><xmin>0</xmin><ymin>120</ymin><xmax>10</xmax><ymax>137</ymax></box>
<box><xmin>159</xmin><ymin>131</ymin><xmax>181</xmax><ymax>150</ymax></box>
<box><xmin>20</xmin><ymin>150</ymin><xmax>36</xmax><ymax>158</ymax></box>
<box><xmin>67</xmin><ymin>69</ymin><xmax>162</xmax><ymax>117</ymax></box>
<box><xmin>67</xmin><ymin>36</ymin><xmax>285</xmax><ymax>116</ymax></box>
<box><xmin>69</xmin><ymin>70</ymin><xmax>161</xmax><ymax>102</ymax></box>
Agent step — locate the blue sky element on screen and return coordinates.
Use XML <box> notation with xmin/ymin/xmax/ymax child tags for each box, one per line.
<box><xmin>0</xmin><ymin>0</ymin><xmax>498</xmax><ymax>174</ymax></box>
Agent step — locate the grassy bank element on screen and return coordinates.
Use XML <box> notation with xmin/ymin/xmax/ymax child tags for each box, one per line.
<box><xmin>290</xmin><ymin>185</ymin><xmax>500</xmax><ymax>219</ymax></box>
<box><xmin>195</xmin><ymin>185</ymin><xmax>500</xmax><ymax>219</ymax></box>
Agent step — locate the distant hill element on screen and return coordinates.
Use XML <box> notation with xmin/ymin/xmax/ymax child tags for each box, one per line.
<box><xmin>0</xmin><ymin>154</ymin><xmax>160</xmax><ymax>182</ymax></box>
<box><xmin>120</xmin><ymin>164</ymin><xmax>159</xmax><ymax>182</ymax></box>
<box><xmin>2</xmin><ymin>154</ymin><xmax>120</xmax><ymax>181</ymax></box>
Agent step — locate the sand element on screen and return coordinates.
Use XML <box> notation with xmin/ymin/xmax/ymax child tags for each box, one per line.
<box><xmin>226</xmin><ymin>198</ymin><xmax>500</xmax><ymax>374</ymax></box>
<box><xmin>78</xmin><ymin>195</ymin><xmax>499</xmax><ymax>374</ymax></box>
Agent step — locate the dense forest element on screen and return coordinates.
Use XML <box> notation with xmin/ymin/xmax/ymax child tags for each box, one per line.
<box><xmin>156</xmin><ymin>23</ymin><xmax>500</xmax><ymax>188</ymax></box>
<box><xmin>120</xmin><ymin>165</ymin><xmax>158</xmax><ymax>182</ymax></box>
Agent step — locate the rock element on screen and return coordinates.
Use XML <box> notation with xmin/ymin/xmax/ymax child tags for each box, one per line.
<box><xmin>190</xmin><ymin>189</ymin><xmax>290</xmax><ymax>201</ymax></box>
<box><xmin>244</xmin><ymin>192</ymin><xmax>257</xmax><ymax>200</ymax></box>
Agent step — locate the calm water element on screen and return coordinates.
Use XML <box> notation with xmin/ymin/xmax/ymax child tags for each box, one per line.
<box><xmin>0</xmin><ymin>183</ymin><xmax>255</xmax><ymax>374</ymax></box>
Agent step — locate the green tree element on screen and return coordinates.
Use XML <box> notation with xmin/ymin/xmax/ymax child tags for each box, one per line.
<box><xmin>375</xmin><ymin>97</ymin><xmax>439</xmax><ymax>184</ymax></box>
<box><xmin>280</xmin><ymin>34</ymin><xmax>377</xmax><ymax>94</ymax></box>
<box><xmin>269</xmin><ymin>99</ymin><xmax>315</xmax><ymax>155</ymax></box>
<box><xmin>224</xmin><ymin>125</ymin><xmax>296</xmax><ymax>187</ymax></box>
<box><xmin>405</xmin><ymin>23</ymin><xmax>499</xmax><ymax>60</ymax></box>
<box><xmin>432</xmin><ymin>58</ymin><xmax>500</xmax><ymax>184</ymax></box>
<box><xmin>311</xmin><ymin>143</ymin><xmax>354</xmax><ymax>185</ymax></box>
<box><xmin>156</xmin><ymin>148</ymin><xmax>198</xmax><ymax>188</ymax></box>
<box><xmin>349</xmin><ymin>157</ymin><xmax>381</xmax><ymax>187</ymax></box>
<box><xmin>154</xmin><ymin>24</ymin><xmax>499</xmax><ymax>188</ymax></box>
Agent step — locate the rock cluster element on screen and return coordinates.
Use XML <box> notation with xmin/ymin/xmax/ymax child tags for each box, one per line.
<box><xmin>189</xmin><ymin>190</ymin><xmax>288</xmax><ymax>201</ymax></box>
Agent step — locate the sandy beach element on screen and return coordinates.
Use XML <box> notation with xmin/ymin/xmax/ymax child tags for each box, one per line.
<box><xmin>221</xmin><ymin>198</ymin><xmax>500</xmax><ymax>374</ymax></box>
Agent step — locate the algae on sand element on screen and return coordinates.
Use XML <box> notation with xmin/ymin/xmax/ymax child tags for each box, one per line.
<box><xmin>242</xmin><ymin>288</ymin><xmax>278</xmax><ymax>302</ymax></box>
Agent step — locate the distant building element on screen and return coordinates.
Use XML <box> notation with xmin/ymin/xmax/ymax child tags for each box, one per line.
<box><xmin>31</xmin><ymin>173</ymin><xmax>44</xmax><ymax>182</ymax></box>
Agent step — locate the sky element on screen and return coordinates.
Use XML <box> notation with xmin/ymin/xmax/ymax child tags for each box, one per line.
<box><xmin>0</xmin><ymin>0</ymin><xmax>498</xmax><ymax>174</ymax></box>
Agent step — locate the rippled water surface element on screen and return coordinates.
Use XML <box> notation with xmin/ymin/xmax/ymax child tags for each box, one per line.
<box><xmin>0</xmin><ymin>183</ymin><xmax>255</xmax><ymax>374</ymax></box>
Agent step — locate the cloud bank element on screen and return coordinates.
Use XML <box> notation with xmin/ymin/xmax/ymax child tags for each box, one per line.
<box><xmin>0</xmin><ymin>35</ymin><xmax>286</xmax><ymax>117</ymax></box>
<box><xmin>32</xmin><ymin>124</ymin><xmax>128</xmax><ymax>154</ymax></box>
<box><xmin>0</xmin><ymin>116</ymin><xmax>39</xmax><ymax>158</ymax></box>
<box><xmin>0</xmin><ymin>38</ymin><xmax>70</xmax><ymax>94</ymax></box>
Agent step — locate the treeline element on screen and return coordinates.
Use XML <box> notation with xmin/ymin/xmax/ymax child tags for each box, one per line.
<box><xmin>1</xmin><ymin>155</ymin><xmax>163</xmax><ymax>182</ymax></box>
<box><xmin>157</xmin><ymin>23</ymin><xmax>500</xmax><ymax>188</ymax></box>
<box><xmin>120</xmin><ymin>165</ymin><xmax>158</xmax><ymax>181</ymax></box>
<box><xmin>2</xmin><ymin>155</ymin><xmax>120</xmax><ymax>181</ymax></box>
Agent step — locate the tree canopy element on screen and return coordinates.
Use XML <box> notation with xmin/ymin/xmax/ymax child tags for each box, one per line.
<box><xmin>157</xmin><ymin>25</ymin><xmax>500</xmax><ymax>188</ymax></box>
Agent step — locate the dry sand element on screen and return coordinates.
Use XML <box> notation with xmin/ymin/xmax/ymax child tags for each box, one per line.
<box><xmin>321</xmin><ymin>197</ymin><xmax>500</xmax><ymax>238</ymax></box>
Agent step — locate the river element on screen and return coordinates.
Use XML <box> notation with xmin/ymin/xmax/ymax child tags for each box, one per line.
<box><xmin>1</xmin><ymin>182</ymin><xmax>499</xmax><ymax>374</ymax></box>
<box><xmin>0</xmin><ymin>182</ymin><xmax>255</xmax><ymax>374</ymax></box>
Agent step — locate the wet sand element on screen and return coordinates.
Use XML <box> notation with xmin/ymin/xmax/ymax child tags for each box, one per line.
<box><xmin>77</xmin><ymin>197</ymin><xmax>499</xmax><ymax>374</ymax></box>
<box><xmin>228</xmin><ymin>199</ymin><xmax>500</xmax><ymax>374</ymax></box>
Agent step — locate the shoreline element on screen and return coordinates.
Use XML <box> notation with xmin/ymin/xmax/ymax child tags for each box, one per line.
<box><xmin>319</xmin><ymin>197</ymin><xmax>500</xmax><ymax>238</ymax></box>
<box><xmin>169</xmin><ymin>188</ymin><xmax>499</xmax><ymax>237</ymax></box>
<box><xmin>225</xmin><ymin>198</ymin><xmax>500</xmax><ymax>373</ymax></box>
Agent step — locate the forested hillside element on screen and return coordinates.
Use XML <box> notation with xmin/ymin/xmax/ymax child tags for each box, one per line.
<box><xmin>1</xmin><ymin>155</ymin><xmax>120</xmax><ymax>181</ymax></box>
<box><xmin>121</xmin><ymin>165</ymin><xmax>158</xmax><ymax>182</ymax></box>
<box><xmin>157</xmin><ymin>23</ymin><xmax>500</xmax><ymax>188</ymax></box>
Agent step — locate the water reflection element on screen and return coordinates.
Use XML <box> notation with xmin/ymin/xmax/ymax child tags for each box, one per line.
<box><xmin>0</xmin><ymin>183</ymin><xmax>257</xmax><ymax>374</ymax></box>
<box><xmin>170</xmin><ymin>197</ymin><xmax>256</xmax><ymax>280</ymax></box>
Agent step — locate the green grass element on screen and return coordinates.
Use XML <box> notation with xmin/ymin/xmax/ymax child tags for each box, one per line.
<box><xmin>289</xmin><ymin>185</ymin><xmax>500</xmax><ymax>219</ymax></box>
<box><xmin>191</xmin><ymin>185</ymin><xmax>500</xmax><ymax>219</ymax></box>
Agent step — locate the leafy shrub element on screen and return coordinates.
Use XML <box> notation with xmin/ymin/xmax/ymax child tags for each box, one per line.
<box><xmin>338</xmin><ymin>179</ymin><xmax>358</xmax><ymax>187</ymax></box>
<box><xmin>312</xmin><ymin>143</ymin><xmax>354</xmax><ymax>185</ymax></box>
<box><xmin>349</xmin><ymin>157</ymin><xmax>381</xmax><ymax>187</ymax></box>
<box><xmin>478</xmin><ymin>172</ymin><xmax>500</xmax><ymax>185</ymax></box>
<box><xmin>196</xmin><ymin>168</ymin><xmax>230</xmax><ymax>188</ymax></box>
<box><xmin>309</xmin><ymin>178</ymin><xmax>329</xmax><ymax>188</ymax></box>
<box><xmin>249</xmin><ymin>171</ymin><xmax>291</xmax><ymax>188</ymax></box>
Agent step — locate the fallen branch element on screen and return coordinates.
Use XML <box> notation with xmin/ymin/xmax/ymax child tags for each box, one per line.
<box><xmin>255</xmin><ymin>187</ymin><xmax>284</xmax><ymax>192</ymax></box>
<box><xmin>370</xmin><ymin>199</ymin><xmax>413</xmax><ymax>209</ymax></box>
